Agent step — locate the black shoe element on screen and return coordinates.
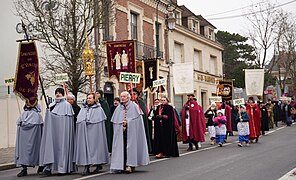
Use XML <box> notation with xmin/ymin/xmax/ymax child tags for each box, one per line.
<box><xmin>82</xmin><ymin>167</ymin><xmax>90</xmax><ymax>176</ymax></box>
<box><xmin>255</xmin><ymin>138</ymin><xmax>259</xmax><ymax>143</ymax></box>
<box><xmin>93</xmin><ymin>165</ymin><xmax>103</xmax><ymax>174</ymax></box>
<box><xmin>186</xmin><ymin>146</ymin><xmax>193</xmax><ymax>151</ymax></box>
<box><xmin>42</xmin><ymin>170</ymin><xmax>52</xmax><ymax>176</ymax></box>
<box><xmin>218</xmin><ymin>142</ymin><xmax>223</xmax><ymax>147</ymax></box>
<box><xmin>37</xmin><ymin>166</ymin><xmax>44</xmax><ymax>174</ymax></box>
<box><xmin>17</xmin><ymin>169</ymin><xmax>28</xmax><ymax>177</ymax></box>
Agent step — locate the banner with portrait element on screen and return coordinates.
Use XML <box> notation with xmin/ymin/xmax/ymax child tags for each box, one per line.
<box><xmin>143</xmin><ymin>59</ymin><xmax>158</xmax><ymax>92</ymax></box>
<box><xmin>245</xmin><ymin>69</ymin><xmax>264</xmax><ymax>96</ymax></box>
<box><xmin>106</xmin><ymin>40</ymin><xmax>136</xmax><ymax>80</ymax></box>
<box><xmin>216</xmin><ymin>80</ymin><xmax>233</xmax><ymax>101</ymax></box>
<box><xmin>14</xmin><ymin>41</ymin><xmax>39</xmax><ymax>107</ymax></box>
<box><xmin>173</xmin><ymin>63</ymin><xmax>194</xmax><ymax>95</ymax></box>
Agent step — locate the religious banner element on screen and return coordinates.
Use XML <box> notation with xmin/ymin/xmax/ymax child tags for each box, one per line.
<box><xmin>173</xmin><ymin>63</ymin><xmax>194</xmax><ymax>95</ymax></box>
<box><xmin>106</xmin><ymin>40</ymin><xmax>136</xmax><ymax>80</ymax></box>
<box><xmin>143</xmin><ymin>59</ymin><xmax>158</xmax><ymax>91</ymax></box>
<box><xmin>216</xmin><ymin>80</ymin><xmax>233</xmax><ymax>101</ymax></box>
<box><xmin>14</xmin><ymin>41</ymin><xmax>39</xmax><ymax>107</ymax></box>
<box><xmin>245</xmin><ymin>69</ymin><xmax>264</xmax><ymax>96</ymax></box>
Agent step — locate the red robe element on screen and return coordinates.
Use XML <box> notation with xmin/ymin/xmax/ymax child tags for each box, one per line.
<box><xmin>218</xmin><ymin>104</ymin><xmax>232</xmax><ymax>133</ymax></box>
<box><xmin>181</xmin><ymin>100</ymin><xmax>206</xmax><ymax>142</ymax></box>
<box><xmin>246</xmin><ymin>103</ymin><xmax>261</xmax><ymax>139</ymax></box>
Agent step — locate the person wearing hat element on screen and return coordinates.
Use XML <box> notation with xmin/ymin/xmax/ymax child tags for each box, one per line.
<box><xmin>236</xmin><ymin>105</ymin><xmax>250</xmax><ymax>147</ymax></box>
<box><xmin>259</xmin><ymin>102</ymin><xmax>269</xmax><ymax>135</ymax></box>
<box><xmin>39</xmin><ymin>87</ymin><xmax>75</xmax><ymax>175</ymax></box>
<box><xmin>204</xmin><ymin>102</ymin><xmax>218</xmax><ymax>145</ymax></box>
<box><xmin>246</xmin><ymin>96</ymin><xmax>261</xmax><ymax>143</ymax></box>
<box><xmin>129</xmin><ymin>88</ymin><xmax>152</xmax><ymax>153</ymax></box>
<box><xmin>181</xmin><ymin>94</ymin><xmax>206</xmax><ymax>151</ymax></box>
<box><xmin>213</xmin><ymin>110</ymin><xmax>227</xmax><ymax>147</ymax></box>
<box><xmin>67</xmin><ymin>94</ymin><xmax>81</xmax><ymax>131</ymax></box>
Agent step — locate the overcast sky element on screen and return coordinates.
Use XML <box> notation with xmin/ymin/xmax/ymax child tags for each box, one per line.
<box><xmin>1</xmin><ymin>0</ymin><xmax>296</xmax><ymax>86</ymax></box>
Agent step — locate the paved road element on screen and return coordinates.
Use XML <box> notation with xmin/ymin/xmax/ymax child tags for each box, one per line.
<box><xmin>0</xmin><ymin>124</ymin><xmax>295</xmax><ymax>180</ymax></box>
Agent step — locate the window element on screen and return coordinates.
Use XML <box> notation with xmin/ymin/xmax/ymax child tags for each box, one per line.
<box><xmin>209</xmin><ymin>28</ymin><xmax>214</xmax><ymax>40</ymax></box>
<box><xmin>174</xmin><ymin>42</ymin><xmax>183</xmax><ymax>63</ymax></box>
<box><xmin>193</xmin><ymin>49</ymin><xmax>202</xmax><ymax>71</ymax></box>
<box><xmin>192</xmin><ymin>20</ymin><xmax>199</xmax><ymax>33</ymax></box>
<box><xmin>155</xmin><ymin>22</ymin><xmax>162</xmax><ymax>57</ymax></box>
<box><xmin>130</xmin><ymin>12</ymin><xmax>138</xmax><ymax>40</ymax></box>
<box><xmin>209</xmin><ymin>55</ymin><xmax>218</xmax><ymax>75</ymax></box>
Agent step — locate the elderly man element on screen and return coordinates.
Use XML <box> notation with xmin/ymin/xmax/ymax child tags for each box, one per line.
<box><xmin>67</xmin><ymin>94</ymin><xmax>81</xmax><ymax>130</ymax></box>
<box><xmin>110</xmin><ymin>91</ymin><xmax>149</xmax><ymax>174</ymax></box>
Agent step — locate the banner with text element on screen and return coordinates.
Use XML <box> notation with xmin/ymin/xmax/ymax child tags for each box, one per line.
<box><xmin>119</xmin><ymin>72</ymin><xmax>141</xmax><ymax>84</ymax></box>
<box><xmin>14</xmin><ymin>41</ymin><xmax>39</xmax><ymax>107</ymax></box>
<box><xmin>245</xmin><ymin>69</ymin><xmax>264</xmax><ymax>96</ymax></box>
<box><xmin>106</xmin><ymin>40</ymin><xmax>136</xmax><ymax>80</ymax></box>
<box><xmin>173</xmin><ymin>63</ymin><xmax>194</xmax><ymax>95</ymax></box>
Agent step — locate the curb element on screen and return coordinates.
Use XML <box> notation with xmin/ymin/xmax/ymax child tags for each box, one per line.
<box><xmin>0</xmin><ymin>163</ymin><xmax>16</xmax><ymax>171</ymax></box>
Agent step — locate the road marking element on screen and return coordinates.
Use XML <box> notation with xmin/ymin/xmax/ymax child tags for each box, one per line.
<box><xmin>73</xmin><ymin>123</ymin><xmax>293</xmax><ymax>180</ymax></box>
<box><xmin>278</xmin><ymin>167</ymin><xmax>296</xmax><ymax>180</ymax></box>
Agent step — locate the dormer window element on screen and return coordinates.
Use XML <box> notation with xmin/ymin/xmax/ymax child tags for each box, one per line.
<box><xmin>209</xmin><ymin>28</ymin><xmax>214</xmax><ymax>40</ymax></box>
<box><xmin>192</xmin><ymin>20</ymin><xmax>199</xmax><ymax>33</ymax></box>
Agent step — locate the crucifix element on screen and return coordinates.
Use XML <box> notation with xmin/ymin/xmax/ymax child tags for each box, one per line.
<box><xmin>149</xmin><ymin>67</ymin><xmax>153</xmax><ymax>79</ymax></box>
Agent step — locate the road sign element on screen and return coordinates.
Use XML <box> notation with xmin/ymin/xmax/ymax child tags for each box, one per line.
<box><xmin>119</xmin><ymin>72</ymin><xmax>141</xmax><ymax>84</ymax></box>
<box><xmin>55</xmin><ymin>73</ymin><xmax>69</xmax><ymax>83</ymax></box>
<box><xmin>153</xmin><ymin>78</ymin><xmax>166</xmax><ymax>87</ymax></box>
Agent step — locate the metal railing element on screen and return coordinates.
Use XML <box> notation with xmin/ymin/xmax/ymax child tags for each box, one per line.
<box><xmin>136</xmin><ymin>41</ymin><xmax>163</xmax><ymax>60</ymax></box>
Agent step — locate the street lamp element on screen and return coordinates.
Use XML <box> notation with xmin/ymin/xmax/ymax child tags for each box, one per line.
<box><xmin>166</xmin><ymin>11</ymin><xmax>176</xmax><ymax>31</ymax></box>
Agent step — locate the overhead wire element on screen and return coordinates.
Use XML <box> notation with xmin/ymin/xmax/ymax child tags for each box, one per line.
<box><xmin>207</xmin><ymin>0</ymin><xmax>296</xmax><ymax>20</ymax></box>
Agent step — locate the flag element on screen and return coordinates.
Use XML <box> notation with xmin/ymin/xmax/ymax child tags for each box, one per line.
<box><xmin>245</xmin><ymin>69</ymin><xmax>264</xmax><ymax>96</ymax></box>
<box><xmin>216</xmin><ymin>80</ymin><xmax>233</xmax><ymax>101</ymax></box>
<box><xmin>143</xmin><ymin>59</ymin><xmax>158</xmax><ymax>91</ymax></box>
<box><xmin>14</xmin><ymin>41</ymin><xmax>39</xmax><ymax>107</ymax></box>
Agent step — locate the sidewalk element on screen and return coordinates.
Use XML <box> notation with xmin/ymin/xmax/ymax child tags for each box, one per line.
<box><xmin>0</xmin><ymin>122</ymin><xmax>290</xmax><ymax>171</ymax></box>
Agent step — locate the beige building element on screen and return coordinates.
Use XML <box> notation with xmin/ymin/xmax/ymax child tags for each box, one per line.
<box><xmin>98</xmin><ymin>0</ymin><xmax>223</xmax><ymax>111</ymax></box>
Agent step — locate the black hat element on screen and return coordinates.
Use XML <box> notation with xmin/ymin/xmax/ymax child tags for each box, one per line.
<box><xmin>55</xmin><ymin>87</ymin><xmax>65</xmax><ymax>96</ymax></box>
<box><xmin>114</xmin><ymin>97</ymin><xmax>120</xmax><ymax>102</ymax></box>
<box><xmin>187</xmin><ymin>93</ymin><xmax>195</xmax><ymax>97</ymax></box>
<box><xmin>96</xmin><ymin>89</ymin><xmax>104</xmax><ymax>97</ymax></box>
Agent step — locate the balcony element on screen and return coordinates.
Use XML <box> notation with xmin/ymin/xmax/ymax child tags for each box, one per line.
<box><xmin>136</xmin><ymin>41</ymin><xmax>163</xmax><ymax>60</ymax></box>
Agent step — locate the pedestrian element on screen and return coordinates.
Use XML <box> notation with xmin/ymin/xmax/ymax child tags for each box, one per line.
<box><xmin>246</xmin><ymin>97</ymin><xmax>261</xmax><ymax>143</ymax></box>
<box><xmin>236</xmin><ymin>105</ymin><xmax>250</xmax><ymax>147</ymax></box>
<box><xmin>39</xmin><ymin>87</ymin><xmax>75</xmax><ymax>175</ymax></box>
<box><xmin>110</xmin><ymin>91</ymin><xmax>149</xmax><ymax>174</ymax></box>
<box><xmin>147</xmin><ymin>98</ymin><xmax>160</xmax><ymax>151</ymax></box>
<box><xmin>67</xmin><ymin>94</ymin><xmax>81</xmax><ymax>131</ymax></box>
<box><xmin>213</xmin><ymin>110</ymin><xmax>227</xmax><ymax>147</ymax></box>
<box><xmin>266</xmin><ymin>99</ymin><xmax>274</xmax><ymax>129</ymax></box>
<box><xmin>259</xmin><ymin>102</ymin><xmax>269</xmax><ymax>135</ymax></box>
<box><xmin>15</xmin><ymin>102</ymin><xmax>44</xmax><ymax>177</ymax></box>
<box><xmin>182</xmin><ymin>94</ymin><xmax>206</xmax><ymax>150</ymax></box>
<box><xmin>130</xmin><ymin>88</ymin><xmax>152</xmax><ymax>153</ymax></box>
<box><xmin>74</xmin><ymin>93</ymin><xmax>109</xmax><ymax>176</ymax></box>
<box><xmin>218</xmin><ymin>101</ymin><xmax>233</xmax><ymax>136</ymax></box>
<box><xmin>204</xmin><ymin>102</ymin><xmax>217</xmax><ymax>145</ymax></box>
<box><xmin>154</xmin><ymin>97</ymin><xmax>180</xmax><ymax>158</ymax></box>
<box><xmin>95</xmin><ymin>90</ymin><xmax>113</xmax><ymax>153</ymax></box>
<box><xmin>272</xmin><ymin>100</ymin><xmax>280</xmax><ymax>127</ymax></box>
<box><xmin>110</xmin><ymin>97</ymin><xmax>120</xmax><ymax>116</ymax></box>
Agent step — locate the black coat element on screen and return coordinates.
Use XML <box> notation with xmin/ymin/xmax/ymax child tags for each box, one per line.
<box><xmin>260</xmin><ymin>106</ymin><xmax>269</xmax><ymax>131</ymax></box>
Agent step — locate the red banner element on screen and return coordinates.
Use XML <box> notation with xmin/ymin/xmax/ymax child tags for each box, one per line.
<box><xmin>14</xmin><ymin>41</ymin><xmax>39</xmax><ymax>107</ymax></box>
<box><xmin>106</xmin><ymin>40</ymin><xmax>136</xmax><ymax>80</ymax></box>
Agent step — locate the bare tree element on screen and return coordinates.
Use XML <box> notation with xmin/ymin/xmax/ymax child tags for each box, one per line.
<box><xmin>246</xmin><ymin>1</ymin><xmax>279</xmax><ymax>69</ymax></box>
<box><xmin>13</xmin><ymin>0</ymin><xmax>115</xmax><ymax>98</ymax></box>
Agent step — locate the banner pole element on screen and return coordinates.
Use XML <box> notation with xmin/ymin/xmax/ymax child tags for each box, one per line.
<box><xmin>39</xmin><ymin>75</ymin><xmax>49</xmax><ymax>109</ymax></box>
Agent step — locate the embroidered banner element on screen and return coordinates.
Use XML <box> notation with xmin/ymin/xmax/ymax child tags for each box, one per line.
<box><xmin>106</xmin><ymin>40</ymin><xmax>136</xmax><ymax>80</ymax></box>
<box><xmin>216</xmin><ymin>80</ymin><xmax>233</xmax><ymax>101</ymax></box>
<box><xmin>245</xmin><ymin>69</ymin><xmax>264</xmax><ymax>96</ymax></box>
<box><xmin>143</xmin><ymin>59</ymin><xmax>158</xmax><ymax>91</ymax></box>
<box><xmin>173</xmin><ymin>63</ymin><xmax>194</xmax><ymax>95</ymax></box>
<box><xmin>14</xmin><ymin>41</ymin><xmax>39</xmax><ymax>107</ymax></box>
